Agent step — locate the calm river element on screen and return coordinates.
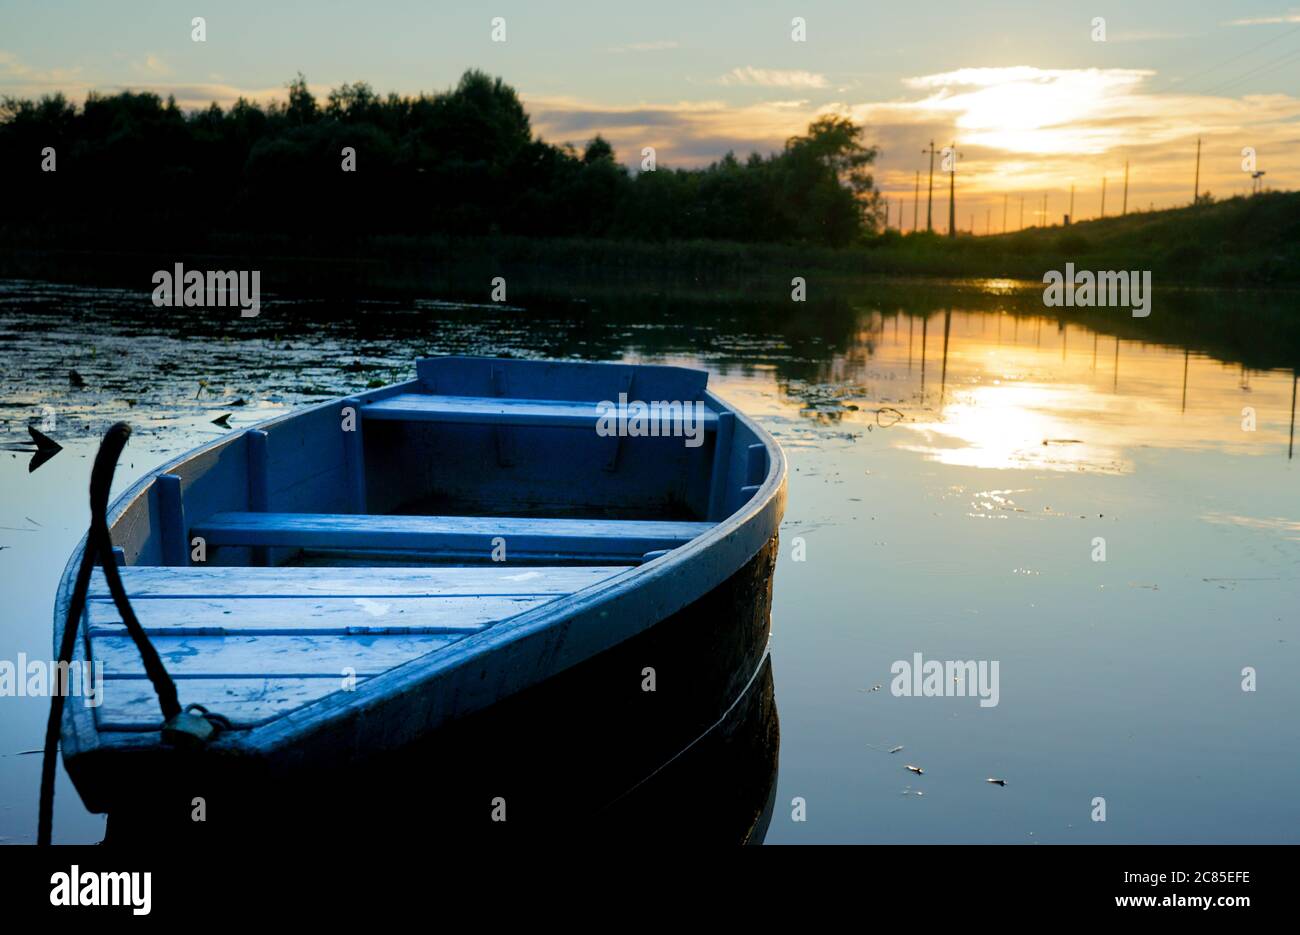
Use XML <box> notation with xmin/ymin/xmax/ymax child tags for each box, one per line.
<box><xmin>1</xmin><ymin>278</ymin><xmax>1297</xmax><ymax>843</ymax></box>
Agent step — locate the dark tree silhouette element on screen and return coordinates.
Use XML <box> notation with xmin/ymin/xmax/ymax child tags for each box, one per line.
<box><xmin>0</xmin><ymin>71</ymin><xmax>884</xmax><ymax>247</ymax></box>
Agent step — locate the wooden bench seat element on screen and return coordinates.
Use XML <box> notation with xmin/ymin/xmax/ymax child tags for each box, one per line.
<box><xmin>361</xmin><ymin>393</ymin><xmax>719</xmax><ymax>431</ymax></box>
<box><xmin>191</xmin><ymin>513</ymin><xmax>712</xmax><ymax>561</ymax></box>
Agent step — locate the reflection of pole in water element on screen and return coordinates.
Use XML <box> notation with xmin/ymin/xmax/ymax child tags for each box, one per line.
<box><xmin>908</xmin><ymin>316</ymin><xmax>914</xmax><ymax>371</ymax></box>
<box><xmin>920</xmin><ymin>315</ymin><xmax>928</xmax><ymax>399</ymax></box>
<box><xmin>1181</xmin><ymin>349</ymin><xmax>1189</xmax><ymax>413</ymax></box>
<box><xmin>940</xmin><ymin>308</ymin><xmax>952</xmax><ymax>408</ymax></box>
<box><xmin>1092</xmin><ymin>333</ymin><xmax>1098</xmax><ymax>370</ymax></box>
<box><xmin>1061</xmin><ymin>324</ymin><xmax>1067</xmax><ymax>361</ymax></box>
<box><xmin>1035</xmin><ymin>318</ymin><xmax>1041</xmax><ymax>348</ymax></box>
<box><xmin>1113</xmin><ymin>337</ymin><xmax>1120</xmax><ymax>392</ymax></box>
<box><xmin>997</xmin><ymin>312</ymin><xmax>1002</xmax><ymax>343</ymax></box>
<box><xmin>1290</xmin><ymin>370</ymin><xmax>1297</xmax><ymax>460</ymax></box>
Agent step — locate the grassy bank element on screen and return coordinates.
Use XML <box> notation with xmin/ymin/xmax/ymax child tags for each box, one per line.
<box><xmin>0</xmin><ymin>191</ymin><xmax>1296</xmax><ymax>297</ymax></box>
<box><xmin>864</xmin><ymin>190</ymin><xmax>1300</xmax><ymax>288</ymax></box>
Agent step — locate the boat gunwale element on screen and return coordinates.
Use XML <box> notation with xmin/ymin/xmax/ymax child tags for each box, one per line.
<box><xmin>54</xmin><ymin>362</ymin><xmax>786</xmax><ymax>779</ymax></box>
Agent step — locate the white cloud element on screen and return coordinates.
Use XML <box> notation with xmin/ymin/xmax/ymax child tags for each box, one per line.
<box><xmin>0</xmin><ymin>50</ymin><xmax>84</xmax><ymax>89</ymax></box>
<box><xmin>887</xmin><ymin>67</ymin><xmax>1168</xmax><ymax>155</ymax></box>
<box><xmin>131</xmin><ymin>54</ymin><xmax>171</xmax><ymax>77</ymax></box>
<box><xmin>721</xmin><ymin>66</ymin><xmax>828</xmax><ymax>89</ymax></box>
<box><xmin>1108</xmin><ymin>30</ymin><xmax>1193</xmax><ymax>41</ymax></box>
<box><xmin>1226</xmin><ymin>12</ymin><xmax>1300</xmax><ymax>25</ymax></box>
<box><xmin>903</xmin><ymin>66</ymin><xmax>1153</xmax><ymax>93</ymax></box>
<box><xmin>609</xmin><ymin>40</ymin><xmax>679</xmax><ymax>53</ymax></box>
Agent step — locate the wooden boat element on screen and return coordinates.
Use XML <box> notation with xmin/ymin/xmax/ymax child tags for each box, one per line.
<box><xmin>56</xmin><ymin>356</ymin><xmax>786</xmax><ymax>818</ymax></box>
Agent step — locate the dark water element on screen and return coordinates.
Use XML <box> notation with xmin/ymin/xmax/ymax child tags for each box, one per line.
<box><xmin>1</xmin><ymin>278</ymin><xmax>1298</xmax><ymax>843</ymax></box>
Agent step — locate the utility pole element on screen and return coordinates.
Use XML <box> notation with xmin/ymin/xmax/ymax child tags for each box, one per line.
<box><xmin>986</xmin><ymin>206</ymin><xmax>991</xmax><ymax>235</ymax></box>
<box><xmin>1122</xmin><ymin>160</ymin><xmax>1129</xmax><ymax>215</ymax></box>
<box><xmin>946</xmin><ymin>142</ymin><xmax>960</xmax><ymax>240</ymax></box>
<box><xmin>1193</xmin><ymin>137</ymin><xmax>1201</xmax><ymax>204</ymax></box>
<box><xmin>1019</xmin><ymin>196</ymin><xmax>1024</xmax><ymax>230</ymax></box>
<box><xmin>1100</xmin><ymin>177</ymin><xmax>1107</xmax><ymax>218</ymax></box>
<box><xmin>1069</xmin><ymin>183</ymin><xmax>1075</xmax><ymax>222</ymax></box>
<box><xmin>1041</xmin><ymin>193</ymin><xmax>1048</xmax><ymax>227</ymax></box>
<box><xmin>1002</xmin><ymin>193</ymin><xmax>1008</xmax><ymax>233</ymax></box>
<box><xmin>913</xmin><ymin>170</ymin><xmax>920</xmax><ymax>232</ymax></box>
<box><xmin>921</xmin><ymin>141</ymin><xmax>939</xmax><ymax>232</ymax></box>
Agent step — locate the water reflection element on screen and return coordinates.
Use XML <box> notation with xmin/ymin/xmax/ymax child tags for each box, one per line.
<box><xmin>772</xmin><ymin>307</ymin><xmax>1299</xmax><ymax>473</ymax></box>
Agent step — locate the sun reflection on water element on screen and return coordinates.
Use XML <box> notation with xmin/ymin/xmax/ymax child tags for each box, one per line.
<box><xmin>773</xmin><ymin>309</ymin><xmax>1298</xmax><ymax>474</ymax></box>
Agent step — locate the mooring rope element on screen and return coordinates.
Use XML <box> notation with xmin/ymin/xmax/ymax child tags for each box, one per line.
<box><xmin>38</xmin><ymin>422</ymin><xmax>224</xmax><ymax>845</ymax></box>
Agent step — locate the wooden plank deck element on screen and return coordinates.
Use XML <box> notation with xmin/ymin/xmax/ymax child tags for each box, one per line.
<box><xmin>89</xmin><ymin>565</ymin><xmax>629</xmax><ymax>598</ymax></box>
<box><xmin>95</xmin><ymin>633</ymin><xmax>463</xmax><ymax>677</ymax></box>
<box><xmin>86</xmin><ymin>564</ymin><xmax>632</xmax><ymax>731</ymax></box>
<box><xmin>87</xmin><ymin>595</ymin><xmax>548</xmax><ymax>635</ymax></box>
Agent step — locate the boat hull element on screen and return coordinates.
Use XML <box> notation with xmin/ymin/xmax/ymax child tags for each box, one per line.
<box><xmin>99</xmin><ymin>535</ymin><xmax>780</xmax><ymax>840</ymax></box>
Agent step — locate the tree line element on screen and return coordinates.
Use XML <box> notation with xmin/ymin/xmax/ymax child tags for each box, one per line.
<box><xmin>0</xmin><ymin>70</ymin><xmax>883</xmax><ymax>247</ymax></box>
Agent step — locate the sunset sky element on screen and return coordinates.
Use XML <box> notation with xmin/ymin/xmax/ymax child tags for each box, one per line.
<box><xmin>3</xmin><ymin>1</ymin><xmax>1298</xmax><ymax>231</ymax></box>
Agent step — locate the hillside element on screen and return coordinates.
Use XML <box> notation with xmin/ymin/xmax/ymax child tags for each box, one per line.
<box><xmin>864</xmin><ymin>191</ymin><xmax>1300</xmax><ymax>287</ymax></box>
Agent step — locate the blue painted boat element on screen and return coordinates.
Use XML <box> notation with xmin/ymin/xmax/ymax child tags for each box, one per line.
<box><xmin>55</xmin><ymin>356</ymin><xmax>786</xmax><ymax>816</ymax></box>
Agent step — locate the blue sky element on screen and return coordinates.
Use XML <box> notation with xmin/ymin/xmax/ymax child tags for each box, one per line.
<box><xmin>3</xmin><ymin>1</ymin><xmax>1299</xmax><ymax>225</ymax></box>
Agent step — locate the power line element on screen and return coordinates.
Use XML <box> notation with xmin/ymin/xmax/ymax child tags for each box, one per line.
<box><xmin>1202</xmin><ymin>42</ymin><xmax>1300</xmax><ymax>96</ymax></box>
<box><xmin>1153</xmin><ymin>22</ymin><xmax>1300</xmax><ymax>95</ymax></box>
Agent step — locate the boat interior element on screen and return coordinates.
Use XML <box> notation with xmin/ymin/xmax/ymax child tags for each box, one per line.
<box><xmin>81</xmin><ymin>357</ymin><xmax>772</xmax><ymax>734</ymax></box>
